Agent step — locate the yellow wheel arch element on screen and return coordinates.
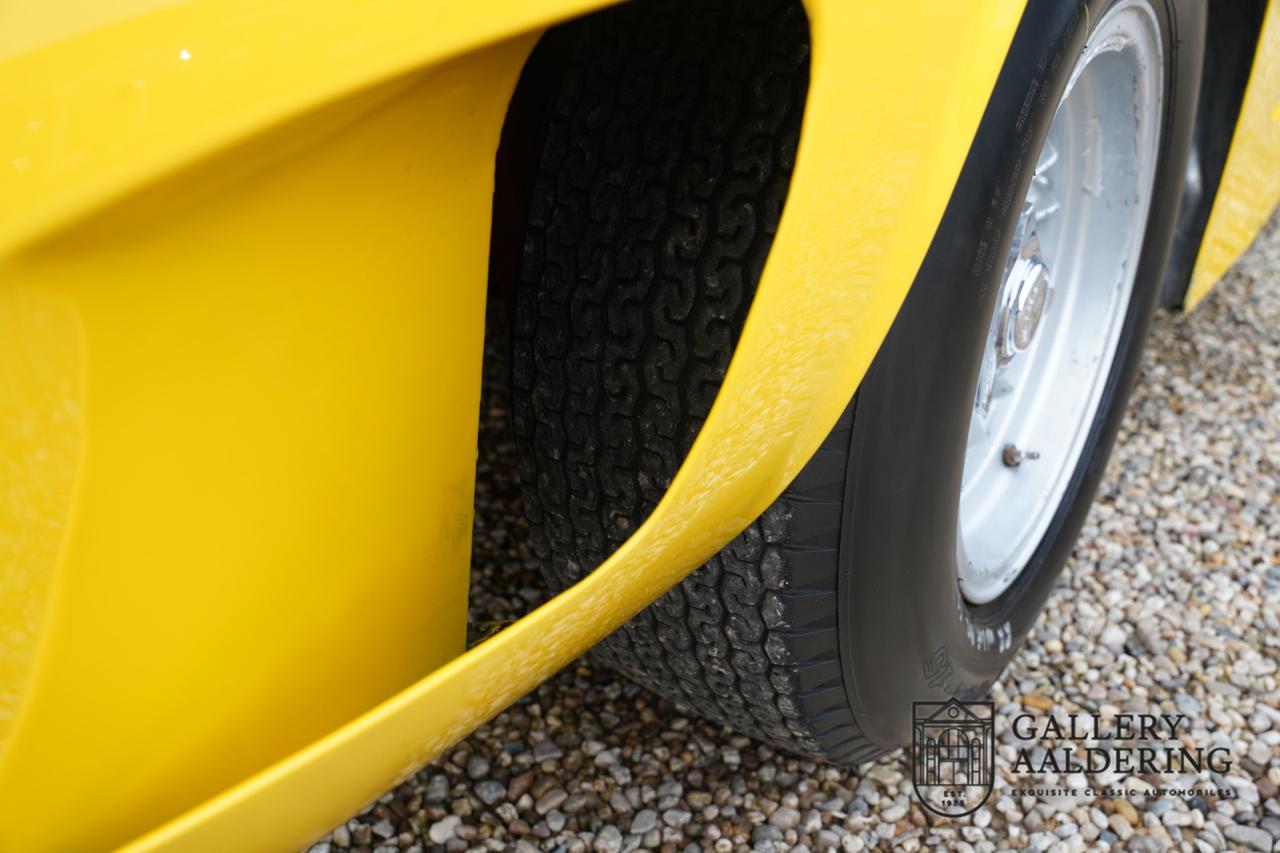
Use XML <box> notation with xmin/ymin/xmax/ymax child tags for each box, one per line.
<box><xmin>0</xmin><ymin>0</ymin><xmax>1026</xmax><ymax>850</ymax></box>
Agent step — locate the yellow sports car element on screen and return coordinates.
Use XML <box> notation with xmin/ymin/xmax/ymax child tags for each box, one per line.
<box><xmin>2</xmin><ymin>0</ymin><xmax>1277</xmax><ymax>849</ymax></box>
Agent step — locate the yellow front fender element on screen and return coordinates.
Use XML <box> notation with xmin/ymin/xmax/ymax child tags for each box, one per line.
<box><xmin>0</xmin><ymin>0</ymin><xmax>1024</xmax><ymax>850</ymax></box>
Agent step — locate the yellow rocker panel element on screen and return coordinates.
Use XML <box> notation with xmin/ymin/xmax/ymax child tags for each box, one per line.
<box><xmin>0</xmin><ymin>0</ymin><xmax>1025</xmax><ymax>849</ymax></box>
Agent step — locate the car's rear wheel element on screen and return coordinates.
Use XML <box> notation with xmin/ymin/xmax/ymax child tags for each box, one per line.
<box><xmin>511</xmin><ymin>0</ymin><xmax>1201</xmax><ymax>760</ymax></box>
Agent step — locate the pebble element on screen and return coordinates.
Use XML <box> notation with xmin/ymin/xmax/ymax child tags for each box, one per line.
<box><xmin>534</xmin><ymin>788</ymin><xmax>568</xmax><ymax>816</ymax></box>
<box><xmin>426</xmin><ymin>816</ymin><xmax>459</xmax><ymax>845</ymax></box>
<box><xmin>1109</xmin><ymin>813</ymin><xmax>1135</xmax><ymax>841</ymax></box>
<box><xmin>533</xmin><ymin>740</ymin><xmax>563</xmax><ymax>763</ymax></box>
<box><xmin>593</xmin><ymin>824</ymin><xmax>623</xmax><ymax>853</ymax></box>
<box><xmin>465</xmin><ymin>755</ymin><xmax>489</xmax><ymax>780</ymax></box>
<box><xmin>506</xmin><ymin>769</ymin><xmax>534</xmax><ymax>802</ymax></box>
<box><xmin>474</xmin><ymin>779</ymin><xmax>506</xmax><ymax>806</ymax></box>
<box><xmin>630</xmin><ymin>810</ymin><xmax>658</xmax><ymax>835</ymax></box>
<box><xmin>752</xmin><ymin>824</ymin><xmax>785</xmax><ymax>845</ymax></box>
<box><xmin>1222</xmin><ymin>824</ymin><xmax>1273</xmax><ymax>852</ymax></box>
<box><xmin>1113</xmin><ymin>799</ymin><xmax>1139</xmax><ymax>826</ymax></box>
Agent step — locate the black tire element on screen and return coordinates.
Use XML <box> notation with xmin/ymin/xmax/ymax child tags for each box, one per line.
<box><xmin>511</xmin><ymin>0</ymin><xmax>1203</xmax><ymax>759</ymax></box>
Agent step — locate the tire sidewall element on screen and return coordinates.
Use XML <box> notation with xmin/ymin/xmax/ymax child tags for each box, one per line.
<box><xmin>839</xmin><ymin>0</ymin><xmax>1197</xmax><ymax>748</ymax></box>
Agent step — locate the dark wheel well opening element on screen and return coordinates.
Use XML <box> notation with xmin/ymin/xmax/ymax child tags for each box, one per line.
<box><xmin>476</xmin><ymin>0</ymin><xmax>813</xmax><ymax>600</ymax></box>
<box><xmin>472</xmin><ymin>0</ymin><xmax>825</xmax><ymax>754</ymax></box>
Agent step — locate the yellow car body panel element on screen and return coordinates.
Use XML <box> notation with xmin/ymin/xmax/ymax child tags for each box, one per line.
<box><xmin>22</xmin><ymin>0</ymin><xmax>1280</xmax><ymax>850</ymax></box>
<box><xmin>0</xmin><ymin>0</ymin><xmax>1027</xmax><ymax>849</ymax></box>
<box><xmin>0</xmin><ymin>32</ymin><xmax>546</xmax><ymax>853</ymax></box>
<box><xmin>0</xmin><ymin>0</ymin><xmax>619</xmax><ymax>846</ymax></box>
<box><xmin>1187</xmin><ymin>0</ymin><xmax>1280</xmax><ymax>307</ymax></box>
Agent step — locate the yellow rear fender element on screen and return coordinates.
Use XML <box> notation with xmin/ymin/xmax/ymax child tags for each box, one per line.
<box><xmin>0</xmin><ymin>0</ymin><xmax>1025</xmax><ymax>850</ymax></box>
<box><xmin>1186</xmin><ymin>0</ymin><xmax>1280</xmax><ymax>306</ymax></box>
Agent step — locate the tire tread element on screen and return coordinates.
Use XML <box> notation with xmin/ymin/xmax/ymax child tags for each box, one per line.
<box><xmin>512</xmin><ymin>0</ymin><xmax>870</xmax><ymax>761</ymax></box>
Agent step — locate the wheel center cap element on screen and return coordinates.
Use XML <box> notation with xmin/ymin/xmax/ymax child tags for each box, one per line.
<box><xmin>997</xmin><ymin>234</ymin><xmax>1051</xmax><ymax>364</ymax></box>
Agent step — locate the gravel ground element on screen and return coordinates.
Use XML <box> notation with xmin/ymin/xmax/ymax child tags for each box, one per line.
<box><xmin>311</xmin><ymin>214</ymin><xmax>1279</xmax><ymax>853</ymax></box>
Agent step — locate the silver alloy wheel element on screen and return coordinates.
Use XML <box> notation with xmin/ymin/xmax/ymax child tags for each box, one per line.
<box><xmin>957</xmin><ymin>0</ymin><xmax>1164</xmax><ymax>605</ymax></box>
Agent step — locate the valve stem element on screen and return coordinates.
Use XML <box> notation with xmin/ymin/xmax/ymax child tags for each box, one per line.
<box><xmin>1002</xmin><ymin>443</ymin><xmax>1041</xmax><ymax>468</ymax></box>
